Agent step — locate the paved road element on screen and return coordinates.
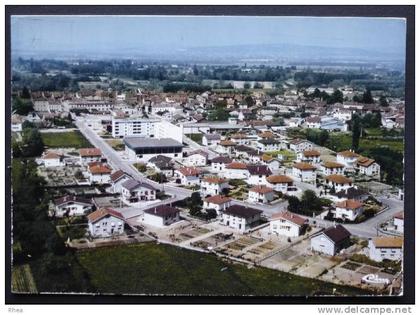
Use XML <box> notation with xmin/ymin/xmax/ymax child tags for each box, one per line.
<box><xmin>182</xmin><ymin>134</ymin><xmax>219</xmax><ymax>160</ymax></box>
<box><xmin>74</xmin><ymin>118</ymin><xmax>193</xmax><ymax>202</ymax></box>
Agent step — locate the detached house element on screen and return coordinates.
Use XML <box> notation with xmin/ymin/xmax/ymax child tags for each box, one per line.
<box><xmin>292</xmin><ymin>162</ymin><xmax>317</xmax><ymax>183</ymax></box>
<box><xmin>270</xmin><ymin>211</ymin><xmax>307</xmax><ymax>237</ymax></box>
<box><xmin>88</xmin><ymin>162</ymin><xmax>112</xmax><ymax>184</ymax></box>
<box><xmin>175</xmin><ymin>167</ymin><xmax>202</xmax><ymax>186</ymax></box>
<box><xmin>334</xmin><ymin>199</ymin><xmax>364</xmax><ymax>222</ymax></box>
<box><xmin>143</xmin><ymin>205</ymin><xmax>180</xmax><ymax>228</ymax></box>
<box><xmin>321</xmin><ymin>161</ymin><xmax>345</xmax><ymax>176</ymax></box>
<box><xmin>211</xmin><ymin>156</ymin><xmax>232</xmax><ymax>172</ymax></box>
<box><xmin>222</xmin><ymin>205</ymin><xmax>263</xmax><ymax>233</ymax></box>
<box><xmin>41</xmin><ymin>151</ymin><xmax>64</xmax><ymax>168</ymax></box>
<box><xmin>267</xmin><ymin>175</ymin><xmax>295</xmax><ymax>194</ymax></box>
<box><xmin>88</xmin><ymin>208</ymin><xmax>125</xmax><ymax>238</ymax></box>
<box><xmin>121</xmin><ymin>179</ymin><xmax>156</xmax><ymax>203</ymax></box>
<box><xmin>201</xmin><ymin>176</ymin><xmax>229</xmax><ymax>196</ymax></box>
<box><xmin>393</xmin><ymin>211</ymin><xmax>404</xmax><ymax>234</ymax></box>
<box><xmin>289</xmin><ymin>139</ymin><xmax>314</xmax><ymax>153</ymax></box>
<box><xmin>368</xmin><ymin>237</ymin><xmax>403</xmax><ymax>262</ymax></box>
<box><xmin>225</xmin><ymin>162</ymin><xmax>249</xmax><ymax>179</ymax></box>
<box><xmin>110</xmin><ymin>170</ymin><xmax>131</xmax><ymax>193</ymax></box>
<box><xmin>203</xmin><ymin>195</ymin><xmax>232</xmax><ymax>215</ymax></box>
<box><xmin>357</xmin><ymin>156</ymin><xmax>381</xmax><ymax>177</ymax></box>
<box><xmin>311</xmin><ymin>225</ymin><xmax>351</xmax><ymax>256</ymax></box>
<box><xmin>246</xmin><ymin>165</ymin><xmax>272</xmax><ymax>185</ymax></box>
<box><xmin>202</xmin><ymin>133</ymin><xmax>221</xmax><ymax>146</ymax></box>
<box><xmin>260</xmin><ymin>154</ymin><xmax>281</xmax><ymax>172</ymax></box>
<box><xmin>256</xmin><ymin>139</ymin><xmax>282</xmax><ymax>152</ymax></box>
<box><xmin>147</xmin><ymin>155</ymin><xmax>175</xmax><ymax>177</ymax></box>
<box><xmin>217</xmin><ymin>140</ymin><xmax>236</xmax><ymax>154</ymax></box>
<box><xmin>248</xmin><ymin>185</ymin><xmax>275</xmax><ymax>204</ymax></box>
<box><xmin>185</xmin><ymin>150</ymin><xmax>208</xmax><ymax>167</ymax></box>
<box><xmin>297</xmin><ymin>150</ymin><xmax>321</xmax><ymax>165</ymax></box>
<box><xmin>79</xmin><ymin>148</ymin><xmax>102</xmax><ymax>165</ymax></box>
<box><xmin>325</xmin><ymin>174</ymin><xmax>353</xmax><ymax>193</ymax></box>
<box><xmin>336</xmin><ymin>150</ymin><xmax>360</xmax><ymax>169</ymax></box>
<box><xmin>54</xmin><ymin>195</ymin><xmax>93</xmax><ymax>217</ymax></box>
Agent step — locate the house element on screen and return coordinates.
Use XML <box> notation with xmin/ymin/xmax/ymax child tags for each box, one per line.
<box><xmin>222</xmin><ymin>205</ymin><xmax>263</xmax><ymax>233</ymax></box>
<box><xmin>260</xmin><ymin>154</ymin><xmax>282</xmax><ymax>172</ymax></box>
<box><xmin>289</xmin><ymin>139</ymin><xmax>314</xmax><ymax>153</ymax></box>
<box><xmin>79</xmin><ymin>148</ymin><xmax>102</xmax><ymax>165</ymax></box>
<box><xmin>321</xmin><ymin>161</ymin><xmax>345</xmax><ymax>176</ymax></box>
<box><xmin>225</xmin><ymin>162</ymin><xmax>249</xmax><ymax>179</ymax></box>
<box><xmin>143</xmin><ymin>205</ymin><xmax>180</xmax><ymax>228</ymax></box>
<box><xmin>336</xmin><ymin>150</ymin><xmax>360</xmax><ymax>169</ymax></box>
<box><xmin>147</xmin><ymin>155</ymin><xmax>175</xmax><ymax>177</ymax></box>
<box><xmin>87</xmin><ymin>208</ymin><xmax>125</xmax><ymax>238</ymax></box>
<box><xmin>304</xmin><ymin>116</ymin><xmax>321</xmax><ymax>129</ymax></box>
<box><xmin>203</xmin><ymin>195</ymin><xmax>232</xmax><ymax>215</ymax></box>
<box><xmin>200</xmin><ymin>176</ymin><xmax>229</xmax><ymax>196</ymax></box>
<box><xmin>266</xmin><ymin>175</ymin><xmax>295</xmax><ymax>194</ymax></box>
<box><xmin>202</xmin><ymin>133</ymin><xmax>221</xmax><ymax>146</ymax></box>
<box><xmin>11</xmin><ymin>114</ymin><xmax>24</xmax><ymax>132</ymax></box>
<box><xmin>325</xmin><ymin>174</ymin><xmax>353</xmax><ymax>193</ymax></box>
<box><xmin>110</xmin><ymin>170</ymin><xmax>132</xmax><ymax>193</ymax></box>
<box><xmin>246</xmin><ymin>165</ymin><xmax>272</xmax><ymax>185</ymax></box>
<box><xmin>175</xmin><ymin>167</ymin><xmax>202</xmax><ymax>186</ymax></box>
<box><xmin>41</xmin><ymin>151</ymin><xmax>63</xmax><ymax>168</ymax></box>
<box><xmin>270</xmin><ymin>211</ymin><xmax>307</xmax><ymax>237</ymax></box>
<box><xmin>210</xmin><ymin>156</ymin><xmax>232</xmax><ymax>172</ymax></box>
<box><xmin>235</xmin><ymin>145</ymin><xmax>257</xmax><ymax>159</ymax></box>
<box><xmin>248</xmin><ymin>185</ymin><xmax>275</xmax><ymax>204</ymax></box>
<box><xmin>185</xmin><ymin>150</ymin><xmax>208</xmax><ymax>167</ymax></box>
<box><xmin>121</xmin><ymin>179</ymin><xmax>156</xmax><ymax>203</ymax></box>
<box><xmin>357</xmin><ymin>157</ymin><xmax>381</xmax><ymax>177</ymax></box>
<box><xmin>310</xmin><ymin>225</ymin><xmax>351</xmax><ymax>256</ymax></box>
<box><xmin>297</xmin><ymin>150</ymin><xmax>321</xmax><ymax>165</ymax></box>
<box><xmin>320</xmin><ymin>117</ymin><xmax>348</xmax><ymax>132</ymax></box>
<box><xmin>334</xmin><ymin>199</ymin><xmax>364</xmax><ymax>222</ymax></box>
<box><xmin>256</xmin><ymin>139</ymin><xmax>282</xmax><ymax>152</ymax></box>
<box><xmin>368</xmin><ymin>237</ymin><xmax>403</xmax><ymax>262</ymax></box>
<box><xmin>53</xmin><ymin>195</ymin><xmax>93</xmax><ymax>217</ymax></box>
<box><xmin>393</xmin><ymin>211</ymin><xmax>404</xmax><ymax>234</ymax></box>
<box><xmin>292</xmin><ymin>162</ymin><xmax>317</xmax><ymax>183</ymax></box>
<box><xmin>216</xmin><ymin>140</ymin><xmax>236</xmax><ymax>154</ymax></box>
<box><xmin>230</xmin><ymin>133</ymin><xmax>250</xmax><ymax>145</ymax></box>
<box><xmin>88</xmin><ymin>162</ymin><xmax>112</xmax><ymax>184</ymax></box>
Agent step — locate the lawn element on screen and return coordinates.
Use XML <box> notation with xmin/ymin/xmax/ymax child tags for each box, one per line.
<box><xmin>76</xmin><ymin>243</ymin><xmax>371</xmax><ymax>296</ymax></box>
<box><xmin>186</xmin><ymin>133</ymin><xmax>203</xmax><ymax>144</ymax></box>
<box><xmin>105</xmin><ymin>139</ymin><xmax>125</xmax><ymax>151</ymax></box>
<box><xmin>12</xmin><ymin>264</ymin><xmax>38</xmax><ymax>293</ymax></box>
<box><xmin>41</xmin><ymin>131</ymin><xmax>93</xmax><ymax>149</ymax></box>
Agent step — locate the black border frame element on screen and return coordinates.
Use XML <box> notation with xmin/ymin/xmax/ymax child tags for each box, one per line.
<box><xmin>4</xmin><ymin>5</ymin><xmax>415</xmax><ymax>305</ymax></box>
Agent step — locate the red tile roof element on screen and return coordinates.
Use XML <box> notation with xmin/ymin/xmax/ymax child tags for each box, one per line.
<box><xmin>80</xmin><ymin>148</ymin><xmax>102</xmax><ymax>157</ymax></box>
<box><xmin>335</xmin><ymin>199</ymin><xmax>363</xmax><ymax>210</ymax></box>
<box><xmin>204</xmin><ymin>195</ymin><xmax>232</xmax><ymax>205</ymax></box>
<box><xmin>271</xmin><ymin>211</ymin><xmax>307</xmax><ymax>226</ymax></box>
<box><xmin>87</xmin><ymin>208</ymin><xmax>124</xmax><ymax>223</ymax></box>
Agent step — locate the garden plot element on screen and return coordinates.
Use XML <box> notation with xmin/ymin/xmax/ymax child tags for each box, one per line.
<box><xmin>216</xmin><ymin>236</ymin><xmax>264</xmax><ymax>258</ymax></box>
<box><xmin>191</xmin><ymin>232</ymin><xmax>234</xmax><ymax>250</ymax></box>
<box><xmin>173</xmin><ymin>226</ymin><xmax>213</xmax><ymax>243</ymax></box>
<box><xmin>242</xmin><ymin>240</ymin><xmax>279</xmax><ymax>262</ymax></box>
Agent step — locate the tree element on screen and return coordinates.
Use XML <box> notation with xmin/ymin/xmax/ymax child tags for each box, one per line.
<box><xmin>12</xmin><ymin>97</ymin><xmax>34</xmax><ymax>115</ymax></box>
<box><xmin>351</xmin><ymin>114</ymin><xmax>361</xmax><ymax>151</ymax></box>
<box><xmin>21</xmin><ymin>86</ymin><xmax>31</xmax><ymax>99</ymax></box>
<box><xmin>301</xmin><ymin>190</ymin><xmax>323</xmax><ymax>214</ymax></box>
<box><xmin>243</xmin><ymin>82</ymin><xmax>251</xmax><ymax>89</ymax></box>
<box><xmin>318</xmin><ymin>130</ymin><xmax>329</xmax><ymax>146</ymax></box>
<box><xmin>362</xmin><ymin>89</ymin><xmax>374</xmax><ymax>104</ymax></box>
<box><xmin>287</xmin><ymin>196</ymin><xmax>301</xmax><ymax>213</ymax></box>
<box><xmin>379</xmin><ymin>95</ymin><xmax>389</xmax><ymax>107</ymax></box>
<box><xmin>21</xmin><ymin>127</ymin><xmax>44</xmax><ymax>157</ymax></box>
<box><xmin>244</xmin><ymin>95</ymin><xmax>254</xmax><ymax>107</ymax></box>
<box><xmin>327</xmin><ymin>89</ymin><xmax>344</xmax><ymax>104</ymax></box>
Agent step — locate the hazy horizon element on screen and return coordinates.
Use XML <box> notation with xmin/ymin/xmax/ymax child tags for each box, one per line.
<box><xmin>11</xmin><ymin>16</ymin><xmax>406</xmax><ymax>62</ymax></box>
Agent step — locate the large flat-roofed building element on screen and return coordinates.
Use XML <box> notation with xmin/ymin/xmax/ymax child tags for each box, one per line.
<box><xmin>112</xmin><ymin>117</ymin><xmax>183</xmax><ymax>142</ymax></box>
<box><xmin>112</xmin><ymin>117</ymin><xmax>159</xmax><ymax>138</ymax></box>
<box><xmin>124</xmin><ymin>137</ymin><xmax>183</xmax><ymax>162</ymax></box>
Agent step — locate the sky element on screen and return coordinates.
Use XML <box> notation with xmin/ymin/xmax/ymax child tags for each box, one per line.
<box><xmin>11</xmin><ymin>16</ymin><xmax>407</xmax><ymax>58</ymax></box>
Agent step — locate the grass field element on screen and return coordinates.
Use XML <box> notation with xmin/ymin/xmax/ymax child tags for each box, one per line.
<box><xmin>186</xmin><ymin>133</ymin><xmax>203</xmax><ymax>144</ymax></box>
<box><xmin>41</xmin><ymin>131</ymin><xmax>93</xmax><ymax>149</ymax></box>
<box><xmin>328</xmin><ymin>132</ymin><xmax>403</xmax><ymax>153</ymax></box>
<box><xmin>12</xmin><ymin>264</ymin><xmax>37</xmax><ymax>293</ymax></box>
<box><xmin>76</xmin><ymin>243</ymin><xmax>371</xmax><ymax>296</ymax></box>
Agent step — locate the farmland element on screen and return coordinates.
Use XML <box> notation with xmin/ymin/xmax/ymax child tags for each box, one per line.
<box><xmin>41</xmin><ymin>130</ymin><xmax>93</xmax><ymax>149</ymax></box>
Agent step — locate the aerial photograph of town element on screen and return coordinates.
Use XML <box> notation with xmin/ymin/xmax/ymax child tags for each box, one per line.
<box><xmin>9</xmin><ymin>13</ymin><xmax>407</xmax><ymax>298</ymax></box>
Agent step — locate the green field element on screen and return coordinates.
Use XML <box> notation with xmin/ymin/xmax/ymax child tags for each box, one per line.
<box><xmin>12</xmin><ymin>264</ymin><xmax>37</xmax><ymax>293</ymax></box>
<box><xmin>41</xmin><ymin>131</ymin><xmax>93</xmax><ymax>149</ymax></box>
<box><xmin>75</xmin><ymin>243</ymin><xmax>370</xmax><ymax>296</ymax></box>
<box><xmin>328</xmin><ymin>132</ymin><xmax>403</xmax><ymax>153</ymax></box>
<box><xmin>186</xmin><ymin>133</ymin><xmax>203</xmax><ymax>144</ymax></box>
